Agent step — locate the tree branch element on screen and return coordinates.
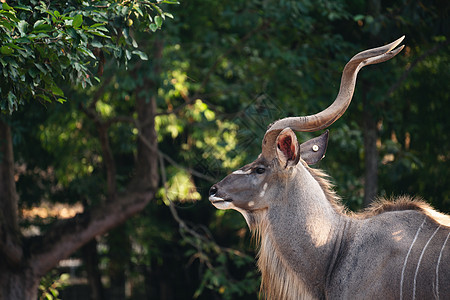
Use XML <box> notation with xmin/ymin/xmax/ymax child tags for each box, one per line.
<box><xmin>28</xmin><ymin>189</ymin><xmax>155</xmax><ymax>276</ymax></box>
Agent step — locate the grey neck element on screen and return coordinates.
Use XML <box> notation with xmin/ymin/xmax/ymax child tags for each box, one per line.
<box><xmin>267</xmin><ymin>164</ymin><xmax>348</xmax><ymax>297</ymax></box>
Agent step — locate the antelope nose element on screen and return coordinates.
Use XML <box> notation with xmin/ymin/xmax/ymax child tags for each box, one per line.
<box><xmin>209</xmin><ymin>185</ymin><xmax>218</xmax><ymax>196</ymax></box>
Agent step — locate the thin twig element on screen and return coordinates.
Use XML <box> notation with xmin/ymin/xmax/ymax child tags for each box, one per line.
<box><xmin>158</xmin><ymin>152</ymin><xmax>251</xmax><ymax>260</ymax></box>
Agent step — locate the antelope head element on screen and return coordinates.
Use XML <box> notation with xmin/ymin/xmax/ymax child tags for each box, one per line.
<box><xmin>209</xmin><ymin>37</ymin><xmax>405</xmax><ymax>227</ymax></box>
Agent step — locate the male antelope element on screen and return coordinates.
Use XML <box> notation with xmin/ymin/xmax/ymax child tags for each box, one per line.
<box><xmin>209</xmin><ymin>36</ymin><xmax>450</xmax><ymax>299</ymax></box>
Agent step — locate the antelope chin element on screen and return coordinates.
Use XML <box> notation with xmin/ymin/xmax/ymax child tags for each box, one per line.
<box><xmin>209</xmin><ymin>196</ymin><xmax>233</xmax><ymax>209</ymax></box>
<box><xmin>209</xmin><ymin>195</ymin><xmax>252</xmax><ymax>228</ymax></box>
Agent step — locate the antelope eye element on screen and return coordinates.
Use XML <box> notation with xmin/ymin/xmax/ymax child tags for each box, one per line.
<box><xmin>255</xmin><ymin>167</ymin><xmax>265</xmax><ymax>174</ymax></box>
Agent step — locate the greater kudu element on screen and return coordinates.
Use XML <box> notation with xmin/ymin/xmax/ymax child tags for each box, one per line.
<box><xmin>209</xmin><ymin>36</ymin><xmax>450</xmax><ymax>299</ymax></box>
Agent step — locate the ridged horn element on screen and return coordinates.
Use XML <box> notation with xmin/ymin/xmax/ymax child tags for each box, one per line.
<box><xmin>262</xmin><ymin>36</ymin><xmax>405</xmax><ymax>160</ymax></box>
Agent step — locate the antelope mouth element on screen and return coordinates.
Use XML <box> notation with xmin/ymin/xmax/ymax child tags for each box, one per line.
<box><xmin>209</xmin><ymin>196</ymin><xmax>234</xmax><ymax>209</ymax></box>
<box><xmin>209</xmin><ymin>196</ymin><xmax>233</xmax><ymax>204</ymax></box>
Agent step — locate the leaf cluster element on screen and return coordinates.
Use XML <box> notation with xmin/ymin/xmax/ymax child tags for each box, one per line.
<box><xmin>0</xmin><ymin>0</ymin><xmax>176</xmax><ymax>113</ymax></box>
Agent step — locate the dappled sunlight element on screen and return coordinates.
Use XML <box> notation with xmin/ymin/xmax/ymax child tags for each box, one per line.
<box><xmin>157</xmin><ymin>167</ymin><xmax>201</xmax><ymax>203</ymax></box>
<box><xmin>306</xmin><ymin>216</ymin><xmax>333</xmax><ymax>247</ymax></box>
<box><xmin>21</xmin><ymin>202</ymin><xmax>83</xmax><ymax>221</ymax></box>
<box><xmin>95</xmin><ymin>100</ymin><xmax>114</xmax><ymax>117</ymax></box>
<box><xmin>392</xmin><ymin>229</ymin><xmax>405</xmax><ymax>242</ymax></box>
<box><xmin>422</xmin><ymin>207</ymin><xmax>450</xmax><ymax>227</ymax></box>
<box><xmin>155</xmin><ymin>113</ymin><xmax>184</xmax><ymax>139</ymax></box>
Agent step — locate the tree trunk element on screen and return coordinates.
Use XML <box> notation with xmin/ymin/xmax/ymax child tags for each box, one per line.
<box><xmin>0</xmin><ymin>270</ymin><xmax>39</xmax><ymax>300</ymax></box>
<box><xmin>363</xmin><ymin>94</ymin><xmax>379</xmax><ymax>207</ymax></box>
<box><xmin>81</xmin><ymin>238</ymin><xmax>106</xmax><ymax>300</ymax></box>
<box><xmin>106</xmin><ymin>225</ymin><xmax>131</xmax><ymax>299</ymax></box>
<box><xmin>0</xmin><ymin>119</ymin><xmax>22</xmax><ymax>264</ymax></box>
<box><xmin>131</xmin><ymin>38</ymin><xmax>162</xmax><ymax>191</ymax></box>
<box><xmin>362</xmin><ymin>0</ymin><xmax>381</xmax><ymax>208</ymax></box>
<box><xmin>0</xmin><ymin>119</ymin><xmax>36</xmax><ymax>299</ymax></box>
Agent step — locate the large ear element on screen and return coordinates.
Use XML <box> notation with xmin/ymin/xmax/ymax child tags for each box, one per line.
<box><xmin>276</xmin><ymin>128</ymin><xmax>300</xmax><ymax>168</ymax></box>
<box><xmin>300</xmin><ymin>130</ymin><xmax>329</xmax><ymax>165</ymax></box>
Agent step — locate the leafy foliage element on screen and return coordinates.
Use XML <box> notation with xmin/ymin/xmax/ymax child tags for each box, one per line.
<box><xmin>0</xmin><ymin>0</ymin><xmax>176</xmax><ymax>113</ymax></box>
<box><xmin>38</xmin><ymin>271</ymin><xmax>69</xmax><ymax>300</ymax></box>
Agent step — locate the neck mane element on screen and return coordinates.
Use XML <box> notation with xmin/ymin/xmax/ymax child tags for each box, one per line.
<box><xmin>250</xmin><ymin>211</ymin><xmax>316</xmax><ymax>300</ymax></box>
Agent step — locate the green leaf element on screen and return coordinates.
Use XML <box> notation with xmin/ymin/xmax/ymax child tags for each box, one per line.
<box><xmin>37</xmin><ymin>94</ymin><xmax>51</xmax><ymax>103</ymax></box>
<box><xmin>5</xmin><ymin>43</ymin><xmax>24</xmax><ymax>50</ymax></box>
<box><xmin>72</xmin><ymin>14</ymin><xmax>83</xmax><ymax>28</ymax></box>
<box><xmin>50</xmin><ymin>84</ymin><xmax>64</xmax><ymax>97</ymax></box>
<box><xmin>16</xmin><ymin>37</ymin><xmax>31</xmax><ymax>44</ymax></box>
<box><xmin>125</xmin><ymin>49</ymin><xmax>132</xmax><ymax>60</ymax></box>
<box><xmin>2</xmin><ymin>2</ymin><xmax>13</xmax><ymax>11</ymax></box>
<box><xmin>0</xmin><ymin>11</ymin><xmax>19</xmax><ymax>22</ymax></box>
<box><xmin>0</xmin><ymin>19</ymin><xmax>14</xmax><ymax>31</ymax></box>
<box><xmin>155</xmin><ymin>16</ymin><xmax>163</xmax><ymax>27</ymax></box>
<box><xmin>131</xmin><ymin>37</ymin><xmax>138</xmax><ymax>48</ymax></box>
<box><xmin>163</xmin><ymin>12</ymin><xmax>174</xmax><ymax>19</ymax></box>
<box><xmin>17</xmin><ymin>20</ymin><xmax>28</xmax><ymax>36</ymax></box>
<box><xmin>28</xmin><ymin>67</ymin><xmax>40</xmax><ymax>78</ymax></box>
<box><xmin>33</xmin><ymin>20</ymin><xmax>52</xmax><ymax>33</ymax></box>
<box><xmin>77</xmin><ymin>46</ymin><xmax>96</xmax><ymax>59</ymax></box>
<box><xmin>0</xmin><ymin>46</ymin><xmax>14</xmax><ymax>55</ymax></box>
<box><xmin>7</xmin><ymin>91</ymin><xmax>17</xmax><ymax>111</ymax></box>
<box><xmin>34</xmin><ymin>63</ymin><xmax>47</xmax><ymax>74</ymax></box>
<box><xmin>132</xmin><ymin>50</ymin><xmax>148</xmax><ymax>60</ymax></box>
<box><xmin>149</xmin><ymin>23</ymin><xmax>158</xmax><ymax>32</ymax></box>
<box><xmin>90</xmin><ymin>41</ymin><xmax>103</xmax><ymax>48</ymax></box>
<box><xmin>89</xmin><ymin>23</ymin><xmax>107</xmax><ymax>28</ymax></box>
<box><xmin>90</xmin><ymin>31</ymin><xmax>110</xmax><ymax>38</ymax></box>
<box><xmin>66</xmin><ymin>27</ymin><xmax>79</xmax><ymax>40</ymax></box>
<box><xmin>134</xmin><ymin>6</ymin><xmax>143</xmax><ymax>17</ymax></box>
<box><xmin>153</xmin><ymin>5</ymin><xmax>163</xmax><ymax>16</ymax></box>
<box><xmin>13</xmin><ymin>5</ymin><xmax>32</xmax><ymax>11</ymax></box>
<box><xmin>33</xmin><ymin>20</ymin><xmax>45</xmax><ymax>29</ymax></box>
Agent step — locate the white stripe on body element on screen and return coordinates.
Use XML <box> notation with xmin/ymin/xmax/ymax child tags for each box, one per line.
<box><xmin>435</xmin><ymin>231</ymin><xmax>450</xmax><ymax>300</ymax></box>
<box><xmin>412</xmin><ymin>225</ymin><xmax>440</xmax><ymax>299</ymax></box>
<box><xmin>400</xmin><ymin>217</ymin><xmax>426</xmax><ymax>300</ymax></box>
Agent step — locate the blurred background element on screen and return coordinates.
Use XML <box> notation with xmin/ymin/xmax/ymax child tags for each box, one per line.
<box><xmin>1</xmin><ymin>0</ymin><xmax>449</xmax><ymax>299</ymax></box>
